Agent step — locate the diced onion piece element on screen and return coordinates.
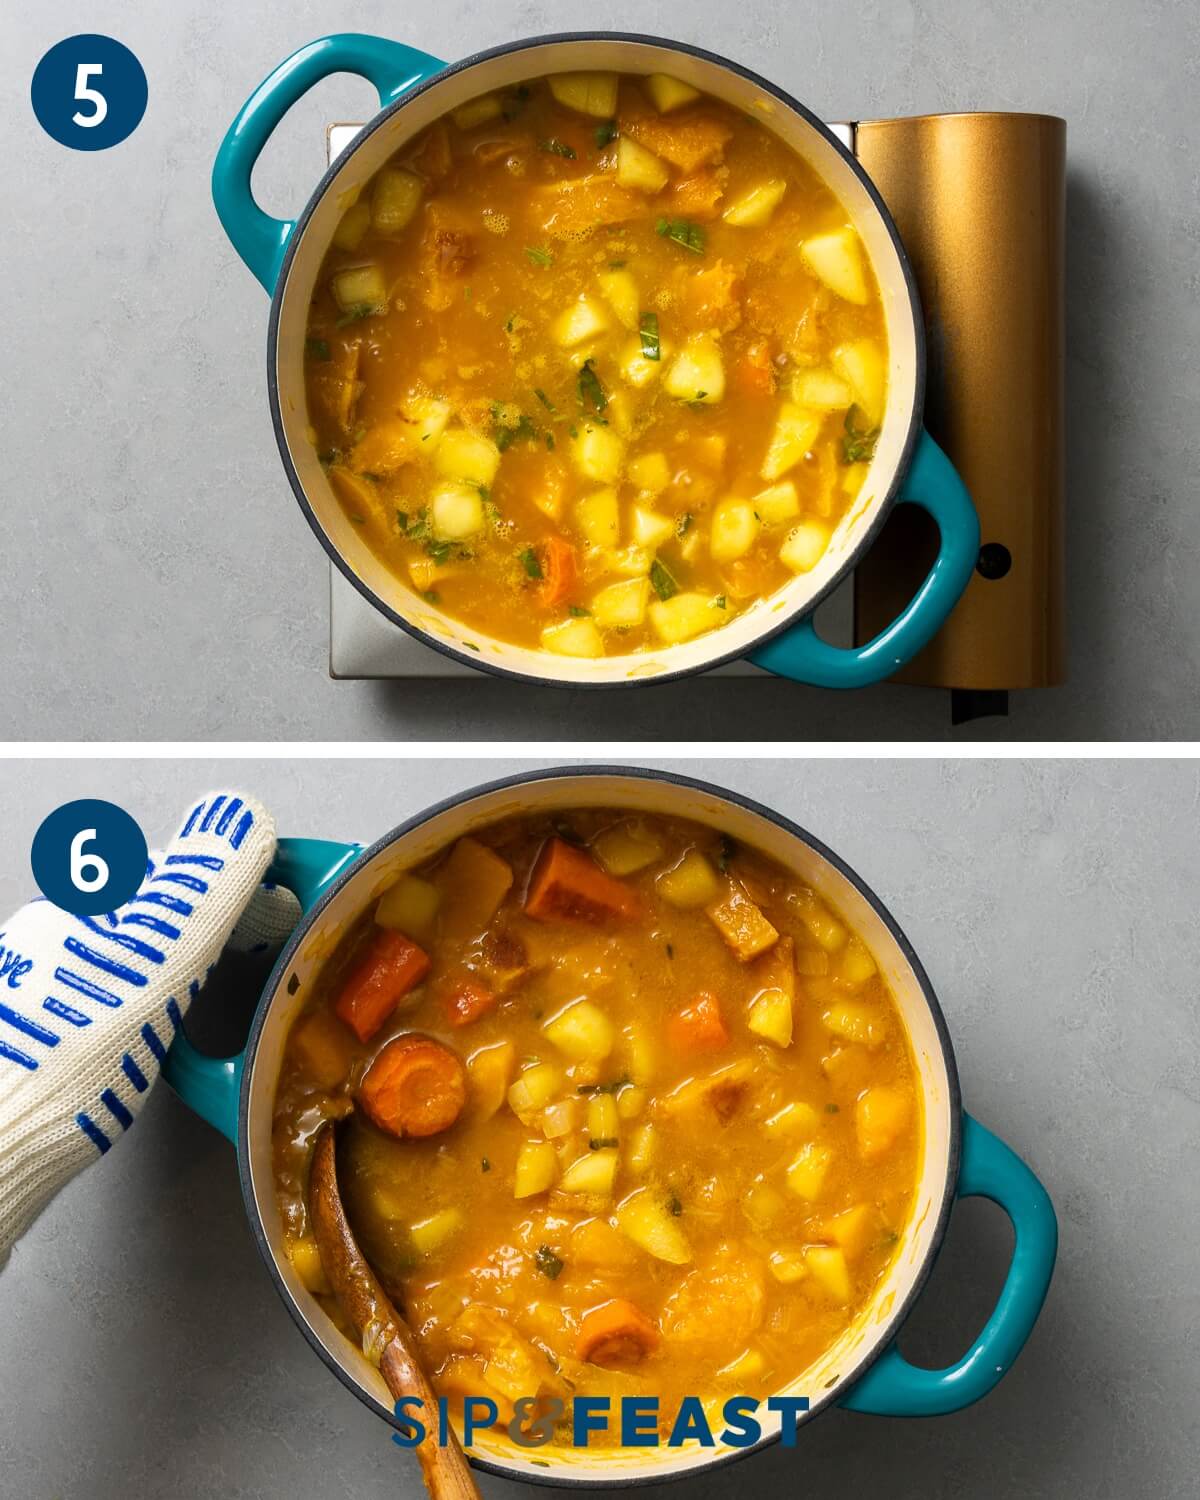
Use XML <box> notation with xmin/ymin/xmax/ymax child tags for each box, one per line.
<box><xmin>553</xmin><ymin>296</ymin><xmax>610</xmax><ymax>348</ymax></box>
<box><xmin>575</xmin><ymin>488</ymin><xmax>620</xmax><ymax>548</ymax></box>
<box><xmin>656</xmin><ymin>850</ymin><xmax>719</xmax><ymax>908</ymax></box>
<box><xmin>645</xmin><ymin>74</ymin><xmax>700</xmax><ymax>113</ymax></box>
<box><xmin>451</xmin><ymin>94</ymin><xmax>503</xmax><ymax>130</ymax></box>
<box><xmin>800</xmin><ymin>228</ymin><xmax>869</xmax><ymax>304</ymax></box>
<box><xmin>761</xmin><ymin>402</ymin><xmax>822</xmax><ymax>481</ymax></box>
<box><xmin>648</xmin><ymin>591</ymin><xmax>721</xmax><ymax>644</ymax></box>
<box><xmin>572</xmin><ymin>423</ymin><xmax>626</xmax><ymax>483</ymax></box>
<box><xmin>430</xmin><ymin>480</ymin><xmax>484</xmax><ymax>540</ymax></box>
<box><xmin>507</xmin><ymin>1061</ymin><xmax>564</xmax><ymax>1122</ymax></box>
<box><xmin>542</xmin><ymin>1097</ymin><xmax>581</xmax><ymax>1139</ymax></box>
<box><xmin>597</xmin><ymin>268</ymin><xmax>640</xmax><ymax>330</ymax></box>
<box><xmin>723</xmin><ymin>178</ymin><xmax>788</xmax><ymax>227</ymax></box>
<box><xmin>615</xmin><ymin>1189</ymin><xmax>692</xmax><ymax>1262</ymax></box>
<box><xmin>768</xmin><ymin>1250</ymin><xmax>809</xmax><ymax>1285</ymax></box>
<box><xmin>617</xmin><ymin>137</ymin><xmax>670</xmax><ymax>193</ymax></box>
<box><xmin>628</xmin><ymin>452</ymin><xmax>671</xmax><ymax>493</ymax></box>
<box><xmin>548</xmin><ymin>72</ymin><xmax>619</xmax><ymax>117</ymax></box>
<box><xmin>435</xmin><ymin>428</ymin><xmax>501</xmax><ymax>487</ymax></box>
<box><xmin>780</xmin><ymin>519</ymin><xmax>831</xmax><ymax>573</ymax></box>
<box><xmin>664</xmin><ymin>336</ymin><xmax>725</xmax><ymax>404</ymax></box>
<box><xmin>543</xmin><ymin>998</ymin><xmax>615</xmax><ymax>1063</ymax></box>
<box><xmin>542</xmin><ymin>617</ymin><xmax>605</xmax><ymax>658</ymax></box>
<box><xmin>709</xmin><ymin>498</ymin><xmax>760</xmax><ymax>563</ymax></box>
<box><xmin>514</xmin><ymin>1140</ymin><xmax>559</xmax><ymax>1198</ymax></box>
<box><xmin>372</xmin><ymin>168</ymin><xmax>424</xmax><ymax>233</ymax></box>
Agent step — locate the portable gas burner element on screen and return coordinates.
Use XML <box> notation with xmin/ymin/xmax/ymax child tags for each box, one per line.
<box><xmin>325</xmin><ymin>108</ymin><xmax>1065</xmax><ymax>721</ymax></box>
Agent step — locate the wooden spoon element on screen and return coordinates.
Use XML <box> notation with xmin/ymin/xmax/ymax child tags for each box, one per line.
<box><xmin>309</xmin><ymin>1123</ymin><xmax>480</xmax><ymax>1500</ymax></box>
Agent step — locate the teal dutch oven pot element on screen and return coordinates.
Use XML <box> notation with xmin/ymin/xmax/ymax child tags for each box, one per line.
<box><xmin>213</xmin><ymin>33</ymin><xmax>981</xmax><ymax>690</ymax></box>
<box><xmin>163</xmin><ymin>768</ymin><xmax>1056</xmax><ymax>1487</ymax></box>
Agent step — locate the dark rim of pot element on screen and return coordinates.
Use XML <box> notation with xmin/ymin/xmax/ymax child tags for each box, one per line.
<box><xmin>265</xmin><ymin>32</ymin><xmax>927</xmax><ymax>690</ymax></box>
<box><xmin>235</xmin><ymin>765</ymin><xmax>961</xmax><ymax>1488</ymax></box>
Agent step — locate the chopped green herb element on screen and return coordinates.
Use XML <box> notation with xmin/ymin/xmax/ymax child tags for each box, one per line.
<box><xmin>676</xmin><ymin>513</ymin><xmax>693</xmax><ymax>538</ymax></box>
<box><xmin>639</xmin><ymin>311</ymin><xmax>661</xmax><ymax>361</ymax></box>
<box><xmin>495</xmin><ymin>413</ymin><xmax>537</xmax><ymax>451</ymax></box>
<box><xmin>716</xmin><ymin>835</ymin><xmax>736</xmax><ymax>872</ymax></box>
<box><xmin>396</xmin><ymin>509</ymin><xmax>409</xmax><ymax>532</ymax></box>
<box><xmin>650</xmin><ymin>557</ymin><xmax>679</xmax><ymax>601</ymax></box>
<box><xmin>576</xmin><ymin>1075</ymin><xmax>631</xmax><ymax>1096</ymax></box>
<box><xmin>423</xmin><ymin>590</ymin><xmax>441</xmax><ymax>604</ymax></box>
<box><xmin>539</xmin><ymin>138</ymin><xmax>577</xmax><ymax>159</ymax></box>
<box><xmin>534</xmin><ymin>387</ymin><xmax>556</xmax><ymax>413</ymax></box>
<box><xmin>525</xmin><ymin>245</ymin><xmax>554</xmax><ymax>268</ymax></box>
<box><xmin>481</xmin><ymin>1157</ymin><xmax>491</xmax><ymax>1172</ymax></box>
<box><xmin>535</xmin><ymin>1245</ymin><xmax>564</xmax><ymax>1279</ymax></box>
<box><xmin>655</xmin><ymin>217</ymin><xmax>706</xmax><ymax>255</ymax></box>
<box><xmin>545</xmin><ymin>432</ymin><xmax>556</xmax><ymax>450</ymax></box>
<box><xmin>568</xmin><ymin>604</ymin><xmax>590</xmax><ymax>617</ymax></box>
<box><xmin>665</xmin><ymin>942</ymin><xmax>674</xmax><ymax>959</ymax></box>
<box><xmin>348</xmin><ymin>513</ymin><xmax>365</xmax><ymax>525</ymax></box>
<box><xmin>825</xmin><ymin>1102</ymin><xmax>839</xmax><ymax>1113</ymax></box>
<box><xmin>335</xmin><ymin>302</ymin><xmax>383</xmax><ymax>327</ymax></box>
<box><xmin>505</xmin><ymin>314</ymin><xmax>516</xmax><ymax>333</ymax></box>
<box><xmin>577</xmin><ymin>358</ymin><xmax>608</xmax><ymax>414</ymax></box>
<box><xmin>594</xmin><ymin>120</ymin><xmax>618</xmax><ymax>148</ymax></box>
<box><xmin>502</xmin><ymin>85</ymin><xmax>530</xmax><ymax>120</ymax></box>
<box><xmin>667</xmin><ymin>1193</ymin><xmax>683</xmax><ymax>1216</ymax></box>
<box><xmin>305</xmin><ymin>337</ymin><xmax>331</xmax><ymax>361</ymax></box>
<box><xmin>568</xmin><ymin>424</ymin><xmax>579</xmax><ymax>439</ymax></box>
<box><xmin>463</xmin><ymin>285</ymin><xmax>472</xmax><ymax>303</ymax></box>
<box><xmin>518</xmin><ymin>546</ymin><xmax>543</xmax><ymax>580</ymax></box>
<box><xmin>608</xmin><ymin>258</ymin><xmax>627</xmax><ymax>269</ymax></box>
<box><xmin>317</xmin><ymin>447</ymin><xmax>340</xmax><ymax>466</ymax></box>
<box><xmin>463</xmin><ymin>641</ymin><xmax>481</xmax><ymax>651</ymax></box>
<box><xmin>589</xmin><ymin>1137</ymin><xmax>619</xmax><ymax>1150</ymax></box>
<box><xmin>427</xmin><ymin>539</ymin><xmax>452</xmax><ymax>565</ymax></box>
<box><xmin>841</xmin><ymin>404</ymin><xmax>881</xmax><ymax>464</ymax></box>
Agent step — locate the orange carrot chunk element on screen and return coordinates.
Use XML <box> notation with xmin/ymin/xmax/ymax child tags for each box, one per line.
<box><xmin>358</xmin><ymin>1033</ymin><xmax>466</xmax><ymax>1138</ymax></box>
<box><xmin>538</xmin><ymin>536</ymin><xmax>578</xmax><ymax>608</ymax></box>
<box><xmin>576</xmin><ymin>1298</ymin><xmax>660</xmax><ymax>1367</ymax></box>
<box><xmin>667</xmin><ymin>990</ymin><xmax>730</xmax><ymax>1053</ymax></box>
<box><xmin>440</xmin><ymin>972</ymin><xmax>498</xmax><ymax>1028</ymax></box>
<box><xmin>334</xmin><ymin>930</ymin><xmax>432</xmax><ymax>1043</ymax></box>
<box><xmin>525</xmin><ymin>838</ymin><xmax>639</xmax><ymax>923</ymax></box>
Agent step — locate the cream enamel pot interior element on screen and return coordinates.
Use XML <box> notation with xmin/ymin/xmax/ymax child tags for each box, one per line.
<box><xmin>163</xmin><ymin>768</ymin><xmax>1057</xmax><ymax>1488</ymax></box>
<box><xmin>214</xmin><ymin>33</ymin><xmax>982</xmax><ymax>689</ymax></box>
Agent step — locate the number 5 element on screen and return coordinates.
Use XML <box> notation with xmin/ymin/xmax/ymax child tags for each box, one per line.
<box><xmin>71</xmin><ymin>829</ymin><xmax>109</xmax><ymax>893</ymax></box>
<box><xmin>72</xmin><ymin>63</ymin><xmax>107</xmax><ymax>128</ymax></box>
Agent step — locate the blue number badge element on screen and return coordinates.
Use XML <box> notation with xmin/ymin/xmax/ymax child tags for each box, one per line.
<box><xmin>31</xmin><ymin>800</ymin><xmax>149</xmax><ymax>915</ymax></box>
<box><xmin>31</xmin><ymin>35</ymin><xmax>148</xmax><ymax>151</ymax></box>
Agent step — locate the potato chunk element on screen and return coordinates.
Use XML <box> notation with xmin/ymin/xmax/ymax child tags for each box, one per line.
<box><xmin>705</xmin><ymin>882</ymin><xmax>779</xmax><ymax>961</ymax></box>
<box><xmin>430</xmin><ymin>480</ymin><xmax>484</xmax><ymax>540</ymax></box>
<box><xmin>559</xmin><ymin>1149</ymin><xmax>619</xmax><ymax>1195</ymax></box>
<box><xmin>801</xmin><ymin>228</ymin><xmax>869</xmax><ymax>304</ymax></box>
<box><xmin>617</xmin><ymin>137</ymin><xmax>670</xmax><ymax>194</ymax></box>
<box><xmin>792</xmin><ymin>367</ymin><xmax>855</xmax><ymax>410</ymax></box>
<box><xmin>664</xmin><ymin>335</ymin><xmax>725</xmax><ymax>404</ymax></box>
<box><xmin>648</xmin><ymin>591</ymin><xmax>721</xmax><ymax>644</ymax></box>
<box><xmin>616</xmin><ymin>1189</ymin><xmax>692</xmax><ymax>1263</ymax></box>
<box><xmin>331</xmin><ymin>264</ymin><xmax>387</xmax><ymax>314</ymax></box>
<box><xmin>657</xmin><ymin>849</ymin><xmax>720</xmax><ymax>908</ymax></box>
<box><xmin>372</xmin><ymin>168</ymin><xmax>423</xmax><ymax>232</ymax></box>
<box><xmin>628</xmin><ymin>451</ymin><xmax>671</xmax><ymax>493</ymax></box>
<box><xmin>761</xmin><ymin>402</ymin><xmax>822</xmax><ymax>481</ymax></box>
<box><xmin>709</xmin><ymin>498</ymin><xmax>760</xmax><ymax>563</ymax></box>
<box><xmin>549</xmin><ymin>72</ymin><xmax>619</xmax><ymax>117</ymax></box>
<box><xmin>552</xmin><ymin>295</ymin><xmax>610</xmax><ymax>349</ymax></box>
<box><xmin>466</xmin><ymin>1039</ymin><xmax>515</xmax><ymax>1121</ymax></box>
<box><xmin>620</xmin><ymin>337</ymin><xmax>664</xmax><ymax>389</ymax></box>
<box><xmin>543</xmin><ymin>998</ymin><xmax>615</xmax><ymax>1063</ymax></box>
<box><xmin>785</xmin><ymin>1142</ymin><xmax>833</xmax><ymax>1200</ymax></box>
<box><xmin>591</xmin><ymin>577</ymin><xmax>650</xmax><ymax>629</ymax></box>
<box><xmin>645</xmin><ymin>73</ymin><xmax>701</xmax><ymax>113</ymax></box>
<box><xmin>592</xmin><ymin>821</ymin><xmax>664</xmax><ymax>876</ymax></box>
<box><xmin>856</xmin><ymin>1086</ymin><xmax>912</xmax><ymax>1160</ymax></box>
<box><xmin>723</xmin><ymin>178</ymin><xmax>788</xmax><ymax>228</ymax></box>
<box><xmin>435</xmin><ymin>428</ymin><xmax>501</xmax><ymax>487</ymax></box>
<box><xmin>780</xmin><ymin>519</ymin><xmax>832</xmax><ymax>573</ymax></box>
<box><xmin>542</xmin><ymin>617</ymin><xmax>605</xmax><ymax>658</ymax></box>
<box><xmin>451</xmin><ymin>94</ymin><xmax>503</xmax><ymax>130</ymax></box>
<box><xmin>375</xmin><ymin>874</ymin><xmax>439</xmax><ymax>937</ymax></box>
<box><xmin>831</xmin><ymin>340</ymin><xmax>886</xmax><ymax>425</ymax></box>
<box><xmin>514</xmin><ymin>1139</ymin><xmax>558</xmax><ymax>1198</ymax></box>
<box><xmin>631</xmin><ymin>505</ymin><xmax>675</xmax><ymax>549</ymax></box>
<box><xmin>805</xmin><ymin>1244</ymin><xmax>851</xmax><ymax>1301</ymax></box>
<box><xmin>748</xmin><ymin>986</ymin><xmax>793</xmax><ymax>1048</ymax></box>
<box><xmin>597</xmin><ymin>268</ymin><xmax>640</xmax><ymax>330</ymax></box>
<box><xmin>409</xmin><ymin>1207</ymin><xmax>463</xmax><ymax>1254</ymax></box>
<box><xmin>572</xmin><ymin>423</ymin><xmax>626</xmax><ymax>484</ymax></box>
<box><xmin>753</xmin><ymin>480</ymin><xmax>800</xmax><ymax>524</ymax></box>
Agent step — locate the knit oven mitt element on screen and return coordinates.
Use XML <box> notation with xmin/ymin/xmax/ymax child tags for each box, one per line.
<box><xmin>0</xmin><ymin>792</ymin><xmax>296</xmax><ymax>1261</ymax></box>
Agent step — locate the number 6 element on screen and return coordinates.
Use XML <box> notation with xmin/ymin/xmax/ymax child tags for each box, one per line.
<box><xmin>70</xmin><ymin>829</ymin><xmax>109</xmax><ymax>893</ymax></box>
<box><xmin>72</xmin><ymin>63</ymin><xmax>107</xmax><ymax>128</ymax></box>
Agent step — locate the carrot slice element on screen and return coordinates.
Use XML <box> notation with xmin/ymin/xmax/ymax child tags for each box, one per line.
<box><xmin>334</xmin><ymin>930</ymin><xmax>431</xmax><ymax>1043</ymax></box>
<box><xmin>358</xmin><ymin>1033</ymin><xmax>466</xmax><ymax>1138</ymax></box>
<box><xmin>538</xmin><ymin>537</ymin><xmax>578</xmax><ymax>608</ymax></box>
<box><xmin>576</xmin><ymin>1298</ymin><xmax>660</xmax><ymax>1367</ymax></box>
<box><xmin>439</xmin><ymin>972</ymin><xmax>498</xmax><ymax>1028</ymax></box>
<box><xmin>525</xmin><ymin>838</ymin><xmax>638</xmax><ymax>923</ymax></box>
<box><xmin>667</xmin><ymin>991</ymin><xmax>730</xmax><ymax>1053</ymax></box>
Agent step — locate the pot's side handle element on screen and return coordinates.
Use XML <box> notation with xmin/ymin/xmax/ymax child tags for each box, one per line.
<box><xmin>841</xmin><ymin>1113</ymin><xmax>1057</xmax><ymax>1416</ymax></box>
<box><xmin>748</xmin><ymin>430</ymin><xmax>980</xmax><ymax>688</ymax></box>
<box><xmin>212</xmin><ymin>34</ymin><xmax>446</xmax><ymax>292</ymax></box>
<box><xmin>161</xmin><ymin>837</ymin><xmax>364</xmax><ymax>1143</ymax></box>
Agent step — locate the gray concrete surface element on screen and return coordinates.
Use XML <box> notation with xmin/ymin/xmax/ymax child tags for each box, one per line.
<box><xmin>2</xmin><ymin>1</ymin><xmax>1199</xmax><ymax>741</ymax></box>
<box><xmin>0</xmin><ymin>756</ymin><xmax>1196</xmax><ymax>1497</ymax></box>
